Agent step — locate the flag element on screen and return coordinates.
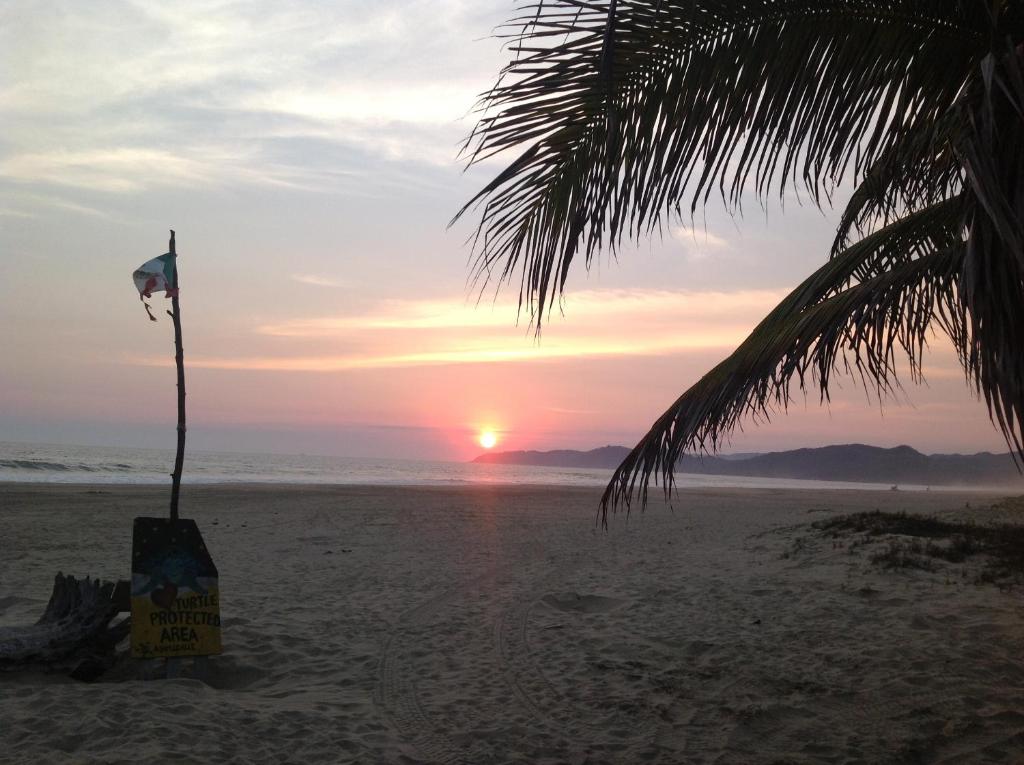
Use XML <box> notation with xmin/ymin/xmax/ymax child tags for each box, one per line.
<box><xmin>133</xmin><ymin>253</ymin><xmax>178</xmax><ymax>321</ymax></box>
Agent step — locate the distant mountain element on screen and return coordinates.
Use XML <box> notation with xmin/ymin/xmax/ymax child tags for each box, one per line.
<box><xmin>472</xmin><ymin>443</ymin><xmax>1024</xmax><ymax>486</ymax></box>
<box><xmin>473</xmin><ymin>445</ymin><xmax>633</xmax><ymax>469</ymax></box>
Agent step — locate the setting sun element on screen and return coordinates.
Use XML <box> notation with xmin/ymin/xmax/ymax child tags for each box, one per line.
<box><xmin>478</xmin><ymin>430</ymin><xmax>498</xmax><ymax>449</ymax></box>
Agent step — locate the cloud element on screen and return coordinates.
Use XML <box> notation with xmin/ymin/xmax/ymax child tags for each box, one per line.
<box><xmin>258</xmin><ymin>288</ymin><xmax>786</xmax><ymax>336</ymax></box>
<box><xmin>129</xmin><ymin>335</ymin><xmax>728</xmax><ymax>372</ymax></box>
<box><xmin>125</xmin><ymin>287</ymin><xmax>787</xmax><ymax>371</ymax></box>
<box><xmin>0</xmin><ymin>148</ymin><xmax>217</xmax><ymax>193</ymax></box>
<box><xmin>1</xmin><ymin>191</ymin><xmax>115</xmax><ymax>220</ymax></box>
<box><xmin>258</xmin><ymin>299</ymin><xmax>513</xmax><ymax>335</ymax></box>
<box><xmin>1</xmin><ymin>0</ymin><xmax>503</xmax><ymax>200</ymax></box>
<box><xmin>0</xmin><ymin>142</ymin><xmax>365</xmax><ymax>195</ymax></box>
<box><xmin>670</xmin><ymin>224</ymin><xmax>731</xmax><ymax>262</ymax></box>
<box><xmin>671</xmin><ymin>225</ymin><xmax>730</xmax><ymax>249</ymax></box>
<box><xmin>243</xmin><ymin>84</ymin><xmax>477</xmax><ymax>128</ymax></box>
<box><xmin>290</xmin><ymin>274</ymin><xmax>347</xmax><ymax>288</ymax></box>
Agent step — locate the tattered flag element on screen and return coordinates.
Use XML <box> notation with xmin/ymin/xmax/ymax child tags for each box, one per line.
<box><xmin>133</xmin><ymin>253</ymin><xmax>178</xmax><ymax>321</ymax></box>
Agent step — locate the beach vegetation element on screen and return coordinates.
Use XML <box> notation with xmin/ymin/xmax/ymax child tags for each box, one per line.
<box><xmin>812</xmin><ymin>507</ymin><xmax>1024</xmax><ymax>583</ymax></box>
<box><xmin>456</xmin><ymin>1</ymin><xmax>1024</xmax><ymax>521</ymax></box>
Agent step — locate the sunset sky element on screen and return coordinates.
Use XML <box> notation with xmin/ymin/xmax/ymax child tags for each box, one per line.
<box><xmin>0</xmin><ymin>0</ymin><xmax>1009</xmax><ymax>461</ymax></box>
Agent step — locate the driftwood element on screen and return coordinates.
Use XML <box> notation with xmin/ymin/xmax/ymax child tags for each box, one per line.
<box><xmin>0</xmin><ymin>573</ymin><xmax>130</xmax><ymax>679</ymax></box>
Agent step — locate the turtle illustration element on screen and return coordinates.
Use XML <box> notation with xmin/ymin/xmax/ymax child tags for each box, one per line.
<box><xmin>132</xmin><ymin>550</ymin><xmax>210</xmax><ymax>599</ymax></box>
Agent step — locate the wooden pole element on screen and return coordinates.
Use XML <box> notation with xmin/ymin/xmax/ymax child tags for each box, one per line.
<box><xmin>168</xmin><ymin>230</ymin><xmax>185</xmax><ymax>521</ymax></box>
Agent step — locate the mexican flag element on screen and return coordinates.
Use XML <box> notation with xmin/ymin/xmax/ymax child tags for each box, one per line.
<box><xmin>133</xmin><ymin>253</ymin><xmax>178</xmax><ymax>321</ymax></box>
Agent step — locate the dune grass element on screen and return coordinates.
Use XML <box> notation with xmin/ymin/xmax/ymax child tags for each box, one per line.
<box><xmin>812</xmin><ymin>502</ymin><xmax>1024</xmax><ymax>584</ymax></box>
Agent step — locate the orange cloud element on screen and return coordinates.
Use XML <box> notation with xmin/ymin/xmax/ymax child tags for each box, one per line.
<box><xmin>258</xmin><ymin>288</ymin><xmax>786</xmax><ymax>334</ymax></box>
<box><xmin>128</xmin><ymin>288</ymin><xmax>788</xmax><ymax>371</ymax></box>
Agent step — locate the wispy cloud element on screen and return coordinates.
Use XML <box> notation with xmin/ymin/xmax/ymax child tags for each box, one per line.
<box><xmin>672</xmin><ymin>225</ymin><xmax>730</xmax><ymax>249</ymax></box>
<box><xmin>0</xmin><ymin>144</ymin><xmax>355</xmax><ymax>195</ymax></box>
<box><xmin>290</xmin><ymin>274</ymin><xmax>347</xmax><ymax>288</ymax></box>
<box><xmin>243</xmin><ymin>83</ymin><xmax>477</xmax><ymax>128</ymax></box>
<box><xmin>259</xmin><ymin>288</ymin><xmax>785</xmax><ymax>336</ymax></box>
<box><xmin>125</xmin><ymin>287</ymin><xmax>786</xmax><ymax>371</ymax></box>
<box><xmin>0</xmin><ymin>148</ymin><xmax>217</xmax><ymax>193</ymax></box>
<box><xmin>670</xmin><ymin>224</ymin><xmax>731</xmax><ymax>261</ymax></box>
<box><xmin>1</xmin><ymin>191</ymin><xmax>116</xmax><ymax>220</ymax></box>
<box><xmin>129</xmin><ymin>335</ymin><xmax>730</xmax><ymax>372</ymax></box>
<box><xmin>1</xmin><ymin>0</ymin><xmax>500</xmax><ymax>201</ymax></box>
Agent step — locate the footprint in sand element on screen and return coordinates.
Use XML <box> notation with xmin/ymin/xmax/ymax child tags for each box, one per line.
<box><xmin>539</xmin><ymin>592</ymin><xmax>628</xmax><ymax>614</ymax></box>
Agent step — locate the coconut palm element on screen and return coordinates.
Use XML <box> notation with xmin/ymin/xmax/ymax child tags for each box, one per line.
<box><xmin>455</xmin><ymin>1</ymin><xmax>1024</xmax><ymax>521</ymax></box>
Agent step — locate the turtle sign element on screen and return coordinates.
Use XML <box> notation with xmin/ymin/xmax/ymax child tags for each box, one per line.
<box><xmin>130</xmin><ymin>517</ymin><xmax>222</xmax><ymax>658</ymax></box>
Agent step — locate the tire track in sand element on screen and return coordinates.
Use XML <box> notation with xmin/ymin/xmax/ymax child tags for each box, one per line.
<box><xmin>373</xmin><ymin>523</ymin><xmax>563</xmax><ymax>765</ymax></box>
<box><xmin>375</xmin><ymin>581</ymin><xmax>482</xmax><ymax>765</ymax></box>
<box><xmin>493</xmin><ymin>551</ymin><xmax>660</xmax><ymax>752</ymax></box>
<box><xmin>376</xmin><ymin>543</ymin><xmax>661</xmax><ymax>763</ymax></box>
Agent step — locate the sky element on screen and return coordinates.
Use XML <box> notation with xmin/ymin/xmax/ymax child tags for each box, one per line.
<box><xmin>0</xmin><ymin>0</ymin><xmax>1010</xmax><ymax>462</ymax></box>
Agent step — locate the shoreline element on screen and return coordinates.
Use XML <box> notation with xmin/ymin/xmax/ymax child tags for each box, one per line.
<box><xmin>7</xmin><ymin>440</ymin><xmax>1024</xmax><ymax>493</ymax></box>
<box><xmin>0</xmin><ymin>478</ymin><xmax>1018</xmax><ymax>494</ymax></box>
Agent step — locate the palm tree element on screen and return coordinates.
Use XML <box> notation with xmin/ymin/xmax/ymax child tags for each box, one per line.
<box><xmin>454</xmin><ymin>0</ymin><xmax>1024</xmax><ymax>522</ymax></box>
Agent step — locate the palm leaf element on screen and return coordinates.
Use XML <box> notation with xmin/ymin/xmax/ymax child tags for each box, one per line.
<box><xmin>456</xmin><ymin>0</ymin><xmax>998</xmax><ymax>324</ymax></box>
<box><xmin>457</xmin><ymin>2</ymin><xmax>1024</xmax><ymax>515</ymax></box>
<box><xmin>831</xmin><ymin>110</ymin><xmax>965</xmax><ymax>254</ymax></box>
<box><xmin>600</xmin><ymin>45</ymin><xmax>1024</xmax><ymax>517</ymax></box>
<box><xmin>954</xmin><ymin>42</ymin><xmax>1024</xmax><ymax>458</ymax></box>
<box><xmin>601</xmin><ymin>224</ymin><xmax>967</xmax><ymax>521</ymax></box>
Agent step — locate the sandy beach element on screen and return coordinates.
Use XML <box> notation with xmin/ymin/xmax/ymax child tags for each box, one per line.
<box><xmin>3</xmin><ymin>483</ymin><xmax>1024</xmax><ymax>764</ymax></box>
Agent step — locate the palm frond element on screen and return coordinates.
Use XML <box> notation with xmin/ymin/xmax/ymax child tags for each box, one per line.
<box><xmin>831</xmin><ymin>110</ymin><xmax>965</xmax><ymax>254</ymax></box>
<box><xmin>457</xmin><ymin>2</ymin><xmax>1024</xmax><ymax>517</ymax></box>
<box><xmin>600</xmin><ymin>202</ymin><xmax>967</xmax><ymax>521</ymax></box>
<box><xmin>456</xmin><ymin>0</ymin><xmax>998</xmax><ymax>324</ymax></box>
<box><xmin>955</xmin><ymin>42</ymin><xmax>1024</xmax><ymax>456</ymax></box>
<box><xmin>600</xmin><ymin>41</ymin><xmax>1024</xmax><ymax>517</ymax></box>
<box><xmin>833</xmin><ymin>10</ymin><xmax>1024</xmax><ymax>253</ymax></box>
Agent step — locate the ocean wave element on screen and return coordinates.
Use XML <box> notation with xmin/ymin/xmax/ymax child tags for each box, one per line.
<box><xmin>0</xmin><ymin>459</ymin><xmax>136</xmax><ymax>473</ymax></box>
<box><xmin>0</xmin><ymin>459</ymin><xmax>76</xmax><ymax>471</ymax></box>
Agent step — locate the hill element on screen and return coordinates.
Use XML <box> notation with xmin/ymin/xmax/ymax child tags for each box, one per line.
<box><xmin>473</xmin><ymin>445</ymin><xmax>632</xmax><ymax>469</ymax></box>
<box><xmin>472</xmin><ymin>443</ymin><xmax>1024</xmax><ymax>486</ymax></box>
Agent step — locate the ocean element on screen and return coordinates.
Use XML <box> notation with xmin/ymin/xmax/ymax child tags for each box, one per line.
<box><xmin>0</xmin><ymin>441</ymin><xmax>930</xmax><ymax>491</ymax></box>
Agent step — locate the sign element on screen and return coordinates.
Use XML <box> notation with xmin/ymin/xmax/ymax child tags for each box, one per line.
<box><xmin>131</xmin><ymin>517</ymin><xmax>221</xmax><ymax>658</ymax></box>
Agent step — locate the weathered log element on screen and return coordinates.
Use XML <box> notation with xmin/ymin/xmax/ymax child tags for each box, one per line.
<box><xmin>0</xmin><ymin>573</ymin><xmax>130</xmax><ymax>676</ymax></box>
